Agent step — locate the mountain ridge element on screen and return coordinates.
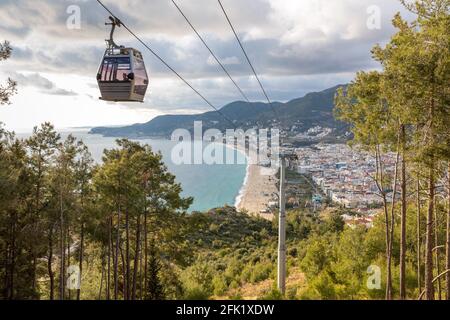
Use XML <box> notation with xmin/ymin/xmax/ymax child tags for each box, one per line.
<box><xmin>89</xmin><ymin>84</ymin><xmax>347</xmax><ymax>138</ymax></box>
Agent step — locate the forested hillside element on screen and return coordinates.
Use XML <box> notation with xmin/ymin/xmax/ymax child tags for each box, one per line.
<box><xmin>0</xmin><ymin>120</ymin><xmax>449</xmax><ymax>300</ymax></box>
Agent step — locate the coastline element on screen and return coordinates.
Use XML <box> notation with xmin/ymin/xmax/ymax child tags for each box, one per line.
<box><xmin>231</xmin><ymin>143</ymin><xmax>277</xmax><ymax>220</ymax></box>
<box><xmin>234</xmin><ymin>160</ymin><xmax>250</xmax><ymax>208</ymax></box>
<box><xmin>52</xmin><ymin>130</ymin><xmax>275</xmax><ymax>215</ymax></box>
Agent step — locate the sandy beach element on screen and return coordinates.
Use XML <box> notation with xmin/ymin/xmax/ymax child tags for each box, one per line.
<box><xmin>232</xmin><ymin>144</ymin><xmax>278</xmax><ymax>220</ymax></box>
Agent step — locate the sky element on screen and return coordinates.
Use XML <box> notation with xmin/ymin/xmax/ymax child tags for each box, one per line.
<box><xmin>0</xmin><ymin>0</ymin><xmax>411</xmax><ymax>132</ymax></box>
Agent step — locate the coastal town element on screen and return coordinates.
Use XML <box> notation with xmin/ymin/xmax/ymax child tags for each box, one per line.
<box><xmin>292</xmin><ymin>144</ymin><xmax>394</xmax><ymax>209</ymax></box>
<box><xmin>238</xmin><ymin>139</ymin><xmax>399</xmax><ymax>229</ymax></box>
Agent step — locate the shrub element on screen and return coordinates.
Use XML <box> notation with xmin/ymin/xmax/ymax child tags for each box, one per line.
<box><xmin>258</xmin><ymin>289</ymin><xmax>283</xmax><ymax>300</ymax></box>
<box><xmin>250</xmin><ymin>262</ymin><xmax>273</xmax><ymax>283</ymax></box>
<box><xmin>212</xmin><ymin>276</ymin><xmax>228</xmax><ymax>296</ymax></box>
<box><xmin>184</xmin><ymin>286</ymin><xmax>210</xmax><ymax>300</ymax></box>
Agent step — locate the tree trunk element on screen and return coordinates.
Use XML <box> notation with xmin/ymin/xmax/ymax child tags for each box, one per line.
<box><xmin>120</xmin><ymin>243</ymin><xmax>126</xmax><ymax>299</ymax></box>
<box><xmin>7</xmin><ymin>211</ymin><xmax>17</xmax><ymax>300</ymax></box>
<box><xmin>417</xmin><ymin>177</ymin><xmax>422</xmax><ymax>294</ymax></box>
<box><xmin>77</xmin><ymin>222</ymin><xmax>84</xmax><ymax>300</ymax></box>
<box><xmin>3</xmin><ymin>241</ymin><xmax>9</xmax><ymax>299</ymax></box>
<box><xmin>384</xmin><ymin>197</ymin><xmax>393</xmax><ymax>300</ymax></box>
<box><xmin>400</xmin><ymin>124</ymin><xmax>407</xmax><ymax>299</ymax></box>
<box><xmin>424</xmin><ymin>73</ymin><xmax>437</xmax><ymax>300</ymax></box>
<box><xmin>48</xmin><ymin>225</ymin><xmax>55</xmax><ymax>300</ymax></box>
<box><xmin>99</xmin><ymin>252</ymin><xmax>105</xmax><ymax>300</ymax></box>
<box><xmin>132</xmin><ymin>213</ymin><xmax>141</xmax><ymax>300</ymax></box>
<box><xmin>59</xmin><ymin>190</ymin><xmax>65</xmax><ymax>301</ymax></box>
<box><xmin>32</xmin><ymin>161</ymin><xmax>42</xmax><ymax>297</ymax></box>
<box><xmin>139</xmin><ymin>230</ymin><xmax>144</xmax><ymax>300</ymax></box>
<box><xmin>388</xmin><ymin>140</ymin><xmax>401</xmax><ymax>300</ymax></box>
<box><xmin>125</xmin><ymin>206</ymin><xmax>130</xmax><ymax>300</ymax></box>
<box><xmin>425</xmin><ymin>164</ymin><xmax>435</xmax><ymax>300</ymax></box>
<box><xmin>67</xmin><ymin>225</ymin><xmax>71</xmax><ymax>300</ymax></box>
<box><xmin>114</xmin><ymin>202</ymin><xmax>121</xmax><ymax>300</ymax></box>
<box><xmin>10</xmin><ymin>219</ymin><xmax>16</xmax><ymax>300</ymax></box>
<box><xmin>32</xmin><ymin>256</ymin><xmax>37</xmax><ymax>296</ymax></box>
<box><xmin>434</xmin><ymin>195</ymin><xmax>442</xmax><ymax>299</ymax></box>
<box><xmin>144</xmin><ymin>209</ymin><xmax>148</xmax><ymax>296</ymax></box>
<box><xmin>376</xmin><ymin>147</ymin><xmax>392</xmax><ymax>300</ymax></box>
<box><xmin>446</xmin><ymin>162</ymin><xmax>450</xmax><ymax>300</ymax></box>
<box><xmin>107</xmin><ymin>216</ymin><xmax>112</xmax><ymax>300</ymax></box>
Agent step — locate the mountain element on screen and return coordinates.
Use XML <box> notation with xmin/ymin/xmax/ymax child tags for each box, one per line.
<box><xmin>89</xmin><ymin>84</ymin><xmax>348</xmax><ymax>139</ymax></box>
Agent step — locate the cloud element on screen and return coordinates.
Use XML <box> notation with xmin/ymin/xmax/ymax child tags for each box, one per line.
<box><xmin>0</xmin><ymin>0</ymin><xmax>416</xmax><ymax>129</ymax></box>
<box><xmin>47</xmin><ymin>88</ymin><xmax>78</xmax><ymax>96</ymax></box>
<box><xmin>207</xmin><ymin>55</ymin><xmax>240</xmax><ymax>66</ymax></box>
<box><xmin>1</xmin><ymin>0</ymin><xmax>410</xmax><ymax>78</ymax></box>
<box><xmin>9</xmin><ymin>71</ymin><xmax>78</xmax><ymax>96</ymax></box>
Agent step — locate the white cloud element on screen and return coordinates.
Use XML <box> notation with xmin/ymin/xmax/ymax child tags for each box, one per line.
<box><xmin>206</xmin><ymin>55</ymin><xmax>240</xmax><ymax>66</ymax></box>
<box><xmin>0</xmin><ymin>0</ymin><xmax>413</xmax><ymax>130</ymax></box>
<box><xmin>9</xmin><ymin>71</ymin><xmax>78</xmax><ymax>96</ymax></box>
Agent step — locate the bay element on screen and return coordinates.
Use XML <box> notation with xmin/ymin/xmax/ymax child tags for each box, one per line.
<box><xmin>17</xmin><ymin>129</ymin><xmax>248</xmax><ymax>213</ymax></box>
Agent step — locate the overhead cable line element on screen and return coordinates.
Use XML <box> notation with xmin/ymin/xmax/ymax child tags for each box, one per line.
<box><xmin>217</xmin><ymin>0</ymin><xmax>278</xmax><ymax>118</ymax></box>
<box><xmin>95</xmin><ymin>0</ymin><xmax>236</xmax><ymax>128</ymax></box>
<box><xmin>171</xmin><ymin>0</ymin><xmax>250</xmax><ymax>103</ymax></box>
<box><xmin>218</xmin><ymin>0</ymin><xmax>288</xmax><ymax>297</ymax></box>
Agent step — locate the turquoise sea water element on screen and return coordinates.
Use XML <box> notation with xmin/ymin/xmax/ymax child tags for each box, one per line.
<box><xmin>18</xmin><ymin>130</ymin><xmax>247</xmax><ymax>213</ymax></box>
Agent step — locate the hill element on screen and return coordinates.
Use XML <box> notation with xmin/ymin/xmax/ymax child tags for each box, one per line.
<box><xmin>90</xmin><ymin>85</ymin><xmax>348</xmax><ymax>139</ymax></box>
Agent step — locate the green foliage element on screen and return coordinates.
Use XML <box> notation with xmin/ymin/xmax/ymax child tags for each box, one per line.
<box><xmin>186</xmin><ymin>207</ymin><xmax>274</xmax><ymax>250</ymax></box>
<box><xmin>300</xmin><ymin>236</ymin><xmax>333</xmax><ymax>280</ymax></box>
<box><xmin>212</xmin><ymin>275</ymin><xmax>228</xmax><ymax>296</ymax></box>
<box><xmin>323</xmin><ymin>211</ymin><xmax>345</xmax><ymax>234</ymax></box>
<box><xmin>0</xmin><ymin>124</ymin><xmax>193</xmax><ymax>300</ymax></box>
<box><xmin>145</xmin><ymin>241</ymin><xmax>165</xmax><ymax>300</ymax></box>
<box><xmin>300</xmin><ymin>272</ymin><xmax>337</xmax><ymax>300</ymax></box>
<box><xmin>333</xmin><ymin>0</ymin><xmax>449</xmax><ymax>301</ymax></box>
<box><xmin>258</xmin><ymin>289</ymin><xmax>284</xmax><ymax>300</ymax></box>
<box><xmin>183</xmin><ymin>287</ymin><xmax>211</xmax><ymax>300</ymax></box>
<box><xmin>0</xmin><ymin>122</ymin><xmax>443</xmax><ymax>300</ymax></box>
<box><xmin>0</xmin><ymin>40</ymin><xmax>17</xmax><ymax>105</ymax></box>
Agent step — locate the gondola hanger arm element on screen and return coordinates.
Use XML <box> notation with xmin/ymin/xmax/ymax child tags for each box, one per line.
<box><xmin>105</xmin><ymin>16</ymin><xmax>123</xmax><ymax>50</ymax></box>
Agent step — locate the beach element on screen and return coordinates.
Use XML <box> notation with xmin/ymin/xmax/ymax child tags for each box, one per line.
<box><xmin>233</xmin><ymin>144</ymin><xmax>278</xmax><ymax>220</ymax></box>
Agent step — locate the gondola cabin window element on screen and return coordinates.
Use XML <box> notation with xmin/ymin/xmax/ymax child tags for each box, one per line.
<box><xmin>99</xmin><ymin>57</ymin><xmax>132</xmax><ymax>82</ymax></box>
<box><xmin>134</xmin><ymin>58</ymin><xmax>148</xmax><ymax>95</ymax></box>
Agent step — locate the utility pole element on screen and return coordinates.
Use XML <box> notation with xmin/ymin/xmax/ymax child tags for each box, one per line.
<box><xmin>277</xmin><ymin>156</ymin><xmax>286</xmax><ymax>295</ymax></box>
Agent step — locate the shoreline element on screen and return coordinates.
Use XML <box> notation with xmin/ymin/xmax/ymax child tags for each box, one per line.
<box><xmin>234</xmin><ymin>158</ymin><xmax>250</xmax><ymax>208</ymax></box>
<box><xmin>35</xmin><ymin>129</ymin><xmax>276</xmax><ymax>215</ymax></box>
<box><xmin>234</xmin><ymin>159</ymin><xmax>250</xmax><ymax>209</ymax></box>
<box><xmin>230</xmin><ymin>143</ymin><xmax>277</xmax><ymax>220</ymax></box>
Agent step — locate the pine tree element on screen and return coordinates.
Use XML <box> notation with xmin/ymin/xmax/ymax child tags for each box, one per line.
<box><xmin>335</xmin><ymin>71</ymin><xmax>397</xmax><ymax>299</ymax></box>
<box><xmin>94</xmin><ymin>139</ymin><xmax>192</xmax><ymax>300</ymax></box>
<box><xmin>0</xmin><ymin>41</ymin><xmax>17</xmax><ymax>105</ymax></box>
<box><xmin>0</xmin><ymin>128</ymin><xmax>31</xmax><ymax>299</ymax></box>
<box><xmin>336</xmin><ymin>0</ymin><xmax>449</xmax><ymax>300</ymax></box>
<box><xmin>74</xmin><ymin>143</ymin><xmax>94</xmax><ymax>300</ymax></box>
<box><xmin>26</xmin><ymin>123</ymin><xmax>60</xmax><ymax>298</ymax></box>
<box><xmin>145</xmin><ymin>240</ymin><xmax>164</xmax><ymax>300</ymax></box>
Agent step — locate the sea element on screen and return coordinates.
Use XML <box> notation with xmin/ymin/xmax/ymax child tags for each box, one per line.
<box><xmin>17</xmin><ymin>129</ymin><xmax>248</xmax><ymax>213</ymax></box>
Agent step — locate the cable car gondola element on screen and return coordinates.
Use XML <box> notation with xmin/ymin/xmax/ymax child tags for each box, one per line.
<box><xmin>97</xmin><ymin>17</ymin><xmax>149</xmax><ymax>102</ymax></box>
